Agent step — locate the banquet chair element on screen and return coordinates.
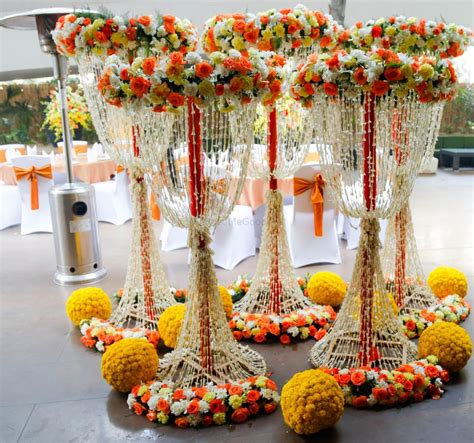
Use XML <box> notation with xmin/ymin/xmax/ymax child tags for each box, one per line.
<box><xmin>92</xmin><ymin>170</ymin><xmax>132</xmax><ymax>225</ymax></box>
<box><xmin>211</xmin><ymin>204</ymin><xmax>256</xmax><ymax>270</ymax></box>
<box><xmin>11</xmin><ymin>155</ymin><xmax>53</xmax><ymax>234</ymax></box>
<box><xmin>341</xmin><ymin>216</ymin><xmax>388</xmax><ymax>250</ymax></box>
<box><xmin>0</xmin><ymin>144</ymin><xmax>26</xmax><ymax>163</ymax></box>
<box><xmin>57</xmin><ymin>140</ymin><xmax>88</xmax><ymax>155</ymax></box>
<box><xmin>254</xmin><ymin>195</ymin><xmax>293</xmax><ymax>248</ymax></box>
<box><xmin>0</xmin><ymin>184</ymin><xmax>21</xmax><ymax>230</ymax></box>
<box><xmin>283</xmin><ymin>164</ymin><xmax>341</xmax><ymax>267</ymax></box>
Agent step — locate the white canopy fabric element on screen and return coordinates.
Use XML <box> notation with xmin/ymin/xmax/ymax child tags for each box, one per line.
<box><xmin>1</xmin><ymin>0</ymin><xmax>473</xmax><ymax>79</ymax></box>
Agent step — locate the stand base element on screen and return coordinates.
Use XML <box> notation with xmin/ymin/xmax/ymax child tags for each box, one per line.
<box><xmin>54</xmin><ymin>267</ymin><xmax>107</xmax><ymax>286</ymax></box>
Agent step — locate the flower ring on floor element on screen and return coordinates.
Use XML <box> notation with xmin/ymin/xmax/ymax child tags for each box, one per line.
<box><xmin>79</xmin><ymin>318</ymin><xmax>160</xmax><ymax>353</ymax></box>
<box><xmin>113</xmin><ymin>287</ymin><xmax>188</xmax><ymax>304</ymax></box>
<box><xmin>127</xmin><ymin>375</ymin><xmax>280</xmax><ymax>427</ymax></box>
<box><xmin>321</xmin><ymin>355</ymin><xmax>449</xmax><ymax>408</ymax></box>
<box><xmin>401</xmin><ymin>295</ymin><xmax>471</xmax><ymax>339</ymax></box>
<box><xmin>230</xmin><ymin>306</ymin><xmax>337</xmax><ymax>344</ymax></box>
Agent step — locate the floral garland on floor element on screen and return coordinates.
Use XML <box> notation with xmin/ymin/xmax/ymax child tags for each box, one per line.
<box><xmin>400</xmin><ymin>295</ymin><xmax>471</xmax><ymax>338</ymax></box>
<box><xmin>321</xmin><ymin>355</ymin><xmax>449</xmax><ymax>408</ymax></box>
<box><xmin>79</xmin><ymin>318</ymin><xmax>160</xmax><ymax>352</ymax></box>
<box><xmin>127</xmin><ymin>375</ymin><xmax>280</xmax><ymax>427</ymax></box>
<box><xmin>230</xmin><ymin>305</ymin><xmax>337</xmax><ymax>344</ymax></box>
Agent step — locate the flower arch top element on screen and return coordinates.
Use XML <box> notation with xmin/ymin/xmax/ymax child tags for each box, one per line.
<box><xmin>340</xmin><ymin>16</ymin><xmax>473</xmax><ymax>58</ymax></box>
<box><xmin>98</xmin><ymin>49</ymin><xmax>286</xmax><ymax>112</ymax></box>
<box><xmin>53</xmin><ymin>13</ymin><xmax>198</xmax><ymax>58</ymax></box>
<box><xmin>290</xmin><ymin>49</ymin><xmax>458</xmax><ymax>106</ymax></box>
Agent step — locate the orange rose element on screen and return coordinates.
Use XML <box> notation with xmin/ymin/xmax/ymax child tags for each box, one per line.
<box><xmin>130</xmin><ymin>76</ymin><xmax>151</xmax><ymax>98</ymax></box>
<box><xmin>209</xmin><ymin>399</ymin><xmax>224</xmax><ymax>413</ymax></box>
<box><xmin>384</xmin><ymin>66</ymin><xmax>403</xmax><ymax>82</ymax></box>
<box><xmin>195</xmin><ymin>62</ymin><xmax>214</xmax><ymax>78</ymax></box>
<box><xmin>248</xmin><ymin>402</ymin><xmax>260</xmax><ymax>415</ymax></box>
<box><xmin>371</xmin><ymin>80</ymin><xmax>389</xmax><ymax>96</ymax></box>
<box><xmin>280</xmin><ymin>334</ymin><xmax>291</xmax><ymax>345</ymax></box>
<box><xmin>146</xmin><ymin>410</ymin><xmax>157</xmax><ymax>422</ymax></box>
<box><xmin>133</xmin><ymin>402</ymin><xmax>145</xmax><ymax>415</ymax></box>
<box><xmin>137</xmin><ymin>16</ymin><xmax>151</xmax><ymax>27</ymax></box>
<box><xmin>232</xmin><ymin>330</ymin><xmax>243</xmax><ymax>341</ymax></box>
<box><xmin>354</xmin><ymin>67</ymin><xmax>367</xmax><ymax>85</ymax></box>
<box><xmin>229</xmin><ymin>77</ymin><xmax>244</xmax><ymax>92</ymax></box>
<box><xmin>169</xmin><ymin>52</ymin><xmax>184</xmax><ymax>65</ymax></box>
<box><xmin>405</xmin><ymin>319</ymin><xmax>416</xmax><ymax>331</ymax></box>
<box><xmin>141</xmin><ymin>391</ymin><xmax>151</xmax><ymax>403</ymax></box>
<box><xmin>413</xmin><ymin>373</ymin><xmax>426</xmax><ymax>388</ymax></box>
<box><xmin>350</xmin><ymin>370</ymin><xmax>366</xmax><ymax>386</ymax></box>
<box><xmin>142</xmin><ymin>57</ymin><xmax>157</xmax><ymax>75</ymax></box>
<box><xmin>231</xmin><ymin>407</ymin><xmax>250</xmax><ymax>423</ymax></box>
<box><xmin>315</xmin><ymin>328</ymin><xmax>327</xmax><ymax>341</ymax></box>
<box><xmin>372</xmin><ymin>387</ymin><xmax>388</xmax><ymax>401</ymax></box>
<box><xmin>288</xmin><ymin>23</ymin><xmax>298</xmax><ymax>34</ymax></box>
<box><xmin>244</xmin><ymin>28</ymin><xmax>259</xmax><ymax>43</ymax></box>
<box><xmin>246</xmin><ymin>389</ymin><xmax>261</xmax><ymax>403</ymax></box>
<box><xmin>167</xmin><ymin>92</ymin><xmax>185</xmax><ymax>108</ymax></box>
<box><xmin>352</xmin><ymin>395</ymin><xmax>368</xmax><ymax>408</ymax></box>
<box><xmin>323</xmin><ymin>82</ymin><xmax>338</xmax><ymax>96</ymax></box>
<box><xmin>268</xmin><ymin>323</ymin><xmax>280</xmax><ymax>336</ymax></box>
<box><xmin>157</xmin><ymin>398</ymin><xmax>170</xmax><ymax>414</ymax></box>
<box><xmin>425</xmin><ymin>365</ymin><xmax>439</xmax><ymax>379</ymax></box>
<box><xmin>263</xmin><ymin>402</ymin><xmax>277</xmax><ymax>414</ymax></box>
<box><xmin>258</xmin><ymin>40</ymin><xmax>272</xmax><ymax>50</ymax></box>
<box><xmin>253</xmin><ymin>332</ymin><xmax>266</xmax><ymax>343</ymax></box>
<box><xmin>194</xmin><ymin>387</ymin><xmax>207</xmax><ymax>398</ymax></box>
<box><xmin>228</xmin><ymin>385</ymin><xmax>243</xmax><ymax>396</ymax></box>
<box><xmin>339</xmin><ymin>373</ymin><xmax>351</xmax><ymax>385</ymax></box>
<box><xmin>187</xmin><ymin>400</ymin><xmax>200</xmax><ymax>414</ymax></box>
<box><xmin>173</xmin><ymin>388</ymin><xmax>186</xmax><ymax>400</ymax></box>
<box><xmin>175</xmin><ymin>417</ymin><xmax>189</xmax><ymax>428</ymax></box>
<box><xmin>233</xmin><ymin>19</ymin><xmax>246</xmax><ymax>34</ymax></box>
<box><xmin>319</xmin><ymin>35</ymin><xmax>333</xmax><ymax>48</ymax></box>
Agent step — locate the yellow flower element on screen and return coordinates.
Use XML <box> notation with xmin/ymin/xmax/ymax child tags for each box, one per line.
<box><xmin>231</xmin><ymin>36</ymin><xmax>246</xmax><ymax>51</ymax></box>
<box><xmin>198</xmin><ymin>79</ymin><xmax>215</xmax><ymax>97</ymax></box>
<box><xmin>418</xmin><ymin>322</ymin><xmax>472</xmax><ymax>372</ymax></box>
<box><xmin>274</xmin><ymin>24</ymin><xmax>285</xmax><ymax>38</ymax></box>
<box><xmin>385</xmin><ymin>26</ymin><xmax>397</xmax><ymax>36</ymax></box>
<box><xmin>307</xmin><ymin>272</ymin><xmax>346</xmax><ymax>307</ymax></box>
<box><xmin>66</xmin><ymin>287</ymin><xmax>112</xmax><ymax>325</ymax></box>
<box><xmin>213</xmin><ymin>413</ymin><xmax>226</xmax><ymax>425</ymax></box>
<box><xmin>101</xmin><ymin>338</ymin><xmax>158</xmax><ymax>392</ymax></box>
<box><xmin>229</xmin><ymin>394</ymin><xmax>243</xmax><ymax>409</ymax></box>
<box><xmin>281</xmin><ymin>369</ymin><xmax>344</xmax><ymax>435</ymax></box>
<box><xmin>218</xmin><ymin>286</ymin><xmax>233</xmax><ymax>318</ymax></box>
<box><xmin>302</xmin><ymin>37</ymin><xmax>313</xmax><ymax>47</ymax></box>
<box><xmin>110</xmin><ymin>31</ymin><xmax>128</xmax><ymax>46</ymax></box>
<box><xmin>419</xmin><ymin>63</ymin><xmax>435</xmax><ymax>80</ymax></box>
<box><xmin>428</xmin><ymin>266</ymin><xmax>468</xmax><ymax>298</ymax></box>
<box><xmin>262</xmin><ymin>28</ymin><xmax>274</xmax><ymax>41</ymax></box>
<box><xmin>158</xmin><ymin>304</ymin><xmax>186</xmax><ymax>348</ymax></box>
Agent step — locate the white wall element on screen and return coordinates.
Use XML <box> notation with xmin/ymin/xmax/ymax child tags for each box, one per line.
<box><xmin>0</xmin><ymin>0</ymin><xmax>472</xmax><ymax>78</ymax></box>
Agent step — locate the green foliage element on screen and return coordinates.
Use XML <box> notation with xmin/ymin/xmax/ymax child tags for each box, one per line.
<box><xmin>440</xmin><ymin>84</ymin><xmax>474</xmax><ymax>134</ymax></box>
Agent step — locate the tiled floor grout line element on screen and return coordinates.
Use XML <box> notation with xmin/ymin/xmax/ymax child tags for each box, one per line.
<box><xmin>16</xmin><ymin>404</ymin><xmax>35</xmax><ymax>443</ymax></box>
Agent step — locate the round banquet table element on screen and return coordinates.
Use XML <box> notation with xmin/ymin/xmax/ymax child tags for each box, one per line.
<box><xmin>0</xmin><ymin>157</ymin><xmax>116</xmax><ymax>185</ymax></box>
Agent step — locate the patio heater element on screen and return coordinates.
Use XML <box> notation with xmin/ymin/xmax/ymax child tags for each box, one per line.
<box><xmin>0</xmin><ymin>8</ymin><xmax>107</xmax><ymax>285</ymax></box>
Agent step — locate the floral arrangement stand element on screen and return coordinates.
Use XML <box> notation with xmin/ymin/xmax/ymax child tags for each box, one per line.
<box><xmin>52</xmin><ymin>13</ymin><xmax>198</xmax><ymax>328</ymax></box>
<box><xmin>290</xmin><ymin>48</ymin><xmax>457</xmax><ymax>369</ymax></box>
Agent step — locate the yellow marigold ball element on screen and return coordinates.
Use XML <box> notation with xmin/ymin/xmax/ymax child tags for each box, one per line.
<box><xmin>101</xmin><ymin>338</ymin><xmax>158</xmax><ymax>392</ymax></box>
<box><xmin>281</xmin><ymin>369</ymin><xmax>344</xmax><ymax>435</ymax></box>
<box><xmin>307</xmin><ymin>272</ymin><xmax>346</xmax><ymax>307</ymax></box>
<box><xmin>158</xmin><ymin>304</ymin><xmax>186</xmax><ymax>348</ymax></box>
<box><xmin>428</xmin><ymin>266</ymin><xmax>468</xmax><ymax>298</ymax></box>
<box><xmin>65</xmin><ymin>287</ymin><xmax>112</xmax><ymax>326</ymax></box>
<box><xmin>418</xmin><ymin>322</ymin><xmax>472</xmax><ymax>372</ymax></box>
<box><xmin>218</xmin><ymin>285</ymin><xmax>233</xmax><ymax>318</ymax></box>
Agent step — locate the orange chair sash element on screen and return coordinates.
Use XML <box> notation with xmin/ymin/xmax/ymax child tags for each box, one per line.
<box><xmin>116</xmin><ymin>165</ymin><xmax>125</xmax><ymax>174</ymax></box>
<box><xmin>293</xmin><ymin>173</ymin><xmax>325</xmax><ymax>237</ymax></box>
<box><xmin>13</xmin><ymin>164</ymin><xmax>53</xmax><ymax>210</ymax></box>
<box><xmin>150</xmin><ymin>192</ymin><xmax>160</xmax><ymax>221</ymax></box>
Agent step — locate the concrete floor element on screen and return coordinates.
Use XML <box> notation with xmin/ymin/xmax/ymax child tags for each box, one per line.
<box><xmin>0</xmin><ymin>170</ymin><xmax>473</xmax><ymax>443</ymax></box>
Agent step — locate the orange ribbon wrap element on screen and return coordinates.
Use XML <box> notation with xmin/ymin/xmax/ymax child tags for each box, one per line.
<box><xmin>150</xmin><ymin>192</ymin><xmax>160</xmax><ymax>221</ymax></box>
<box><xmin>293</xmin><ymin>173</ymin><xmax>325</xmax><ymax>237</ymax></box>
<box><xmin>13</xmin><ymin>164</ymin><xmax>53</xmax><ymax>210</ymax></box>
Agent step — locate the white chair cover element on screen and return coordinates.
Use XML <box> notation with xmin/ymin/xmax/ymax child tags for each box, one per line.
<box><xmin>0</xmin><ymin>184</ymin><xmax>21</xmax><ymax>230</ymax></box>
<box><xmin>12</xmin><ymin>155</ymin><xmax>53</xmax><ymax>235</ymax></box>
<box><xmin>283</xmin><ymin>164</ymin><xmax>341</xmax><ymax>267</ymax></box>
<box><xmin>92</xmin><ymin>170</ymin><xmax>132</xmax><ymax>225</ymax></box>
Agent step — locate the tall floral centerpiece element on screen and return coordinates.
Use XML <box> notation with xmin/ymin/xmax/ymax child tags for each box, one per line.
<box><xmin>342</xmin><ymin>17</ymin><xmax>473</xmax><ymax>312</ymax></box>
<box><xmin>201</xmin><ymin>6</ymin><xmax>342</xmax><ymax>327</ymax></box>
<box><xmin>291</xmin><ymin>48</ymin><xmax>458</xmax><ymax>369</ymax></box>
<box><xmin>102</xmin><ymin>47</ymin><xmax>282</xmax><ymax>390</ymax></box>
<box><xmin>53</xmin><ymin>13</ymin><xmax>198</xmax><ymax>328</ymax></box>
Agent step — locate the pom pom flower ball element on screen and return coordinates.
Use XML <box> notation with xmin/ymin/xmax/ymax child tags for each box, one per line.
<box><xmin>427</xmin><ymin>266</ymin><xmax>468</xmax><ymax>298</ymax></box>
<box><xmin>66</xmin><ymin>287</ymin><xmax>112</xmax><ymax>325</ymax></box>
<box><xmin>101</xmin><ymin>338</ymin><xmax>159</xmax><ymax>392</ymax></box>
<box><xmin>418</xmin><ymin>322</ymin><xmax>472</xmax><ymax>372</ymax></box>
<box><xmin>158</xmin><ymin>304</ymin><xmax>186</xmax><ymax>348</ymax></box>
<box><xmin>281</xmin><ymin>369</ymin><xmax>344</xmax><ymax>435</ymax></box>
<box><xmin>218</xmin><ymin>285</ymin><xmax>233</xmax><ymax>318</ymax></box>
<box><xmin>307</xmin><ymin>272</ymin><xmax>347</xmax><ymax>307</ymax></box>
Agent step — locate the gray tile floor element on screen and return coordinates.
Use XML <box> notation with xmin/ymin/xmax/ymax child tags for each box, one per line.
<box><xmin>1</xmin><ymin>170</ymin><xmax>473</xmax><ymax>443</ymax></box>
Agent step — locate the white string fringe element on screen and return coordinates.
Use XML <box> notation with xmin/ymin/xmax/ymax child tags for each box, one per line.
<box><xmin>76</xmin><ymin>51</ymin><xmax>173</xmax><ymax>327</ymax></box>
<box><xmin>308</xmin><ymin>92</ymin><xmax>437</xmax><ymax>369</ymax></box>
<box><xmin>141</xmin><ymin>102</ymin><xmax>267</xmax><ymax>387</ymax></box>
<box><xmin>235</xmin><ymin>189</ymin><xmax>312</xmax><ymax>314</ymax></box>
